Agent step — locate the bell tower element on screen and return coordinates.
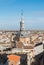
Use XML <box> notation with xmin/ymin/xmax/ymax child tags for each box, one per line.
<box><xmin>20</xmin><ymin>10</ymin><xmax>25</xmax><ymax>31</ymax></box>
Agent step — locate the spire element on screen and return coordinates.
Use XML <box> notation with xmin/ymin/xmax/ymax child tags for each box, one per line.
<box><xmin>21</xmin><ymin>9</ymin><xmax>23</xmax><ymax>21</ymax></box>
<box><xmin>21</xmin><ymin>9</ymin><xmax>23</xmax><ymax>17</ymax></box>
<box><xmin>20</xmin><ymin>10</ymin><xmax>25</xmax><ymax>31</ymax></box>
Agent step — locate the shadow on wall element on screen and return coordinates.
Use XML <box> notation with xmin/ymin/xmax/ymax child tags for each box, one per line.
<box><xmin>0</xmin><ymin>53</ymin><xmax>8</xmax><ymax>65</ymax></box>
<box><xmin>15</xmin><ymin>53</ymin><xmax>27</xmax><ymax>65</ymax></box>
<box><xmin>31</xmin><ymin>52</ymin><xmax>43</xmax><ymax>65</ymax></box>
<box><xmin>20</xmin><ymin>54</ymin><xmax>27</xmax><ymax>65</ymax></box>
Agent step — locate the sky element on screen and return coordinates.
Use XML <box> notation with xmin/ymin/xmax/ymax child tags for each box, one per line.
<box><xmin>0</xmin><ymin>0</ymin><xmax>44</xmax><ymax>30</ymax></box>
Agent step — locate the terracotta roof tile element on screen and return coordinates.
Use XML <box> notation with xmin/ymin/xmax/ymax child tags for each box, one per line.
<box><xmin>7</xmin><ymin>54</ymin><xmax>20</xmax><ymax>63</ymax></box>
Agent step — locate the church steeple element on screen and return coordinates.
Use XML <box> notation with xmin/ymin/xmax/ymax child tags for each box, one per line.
<box><xmin>21</xmin><ymin>10</ymin><xmax>23</xmax><ymax>21</ymax></box>
<box><xmin>20</xmin><ymin>10</ymin><xmax>25</xmax><ymax>31</ymax></box>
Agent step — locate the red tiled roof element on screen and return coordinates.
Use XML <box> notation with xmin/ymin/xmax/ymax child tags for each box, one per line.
<box><xmin>7</xmin><ymin>54</ymin><xmax>20</xmax><ymax>63</ymax></box>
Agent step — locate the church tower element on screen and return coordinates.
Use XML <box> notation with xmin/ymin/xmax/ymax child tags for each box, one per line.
<box><xmin>20</xmin><ymin>10</ymin><xmax>25</xmax><ymax>31</ymax></box>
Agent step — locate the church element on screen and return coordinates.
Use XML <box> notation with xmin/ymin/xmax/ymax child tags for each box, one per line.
<box><xmin>14</xmin><ymin>13</ymin><xmax>33</xmax><ymax>49</ymax></box>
